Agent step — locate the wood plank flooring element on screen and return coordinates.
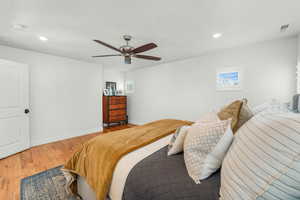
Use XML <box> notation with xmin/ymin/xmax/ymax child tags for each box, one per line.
<box><xmin>0</xmin><ymin>124</ymin><xmax>135</xmax><ymax>200</ymax></box>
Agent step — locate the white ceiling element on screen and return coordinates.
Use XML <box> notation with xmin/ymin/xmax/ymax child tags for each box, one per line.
<box><xmin>0</xmin><ymin>0</ymin><xmax>300</xmax><ymax>71</ymax></box>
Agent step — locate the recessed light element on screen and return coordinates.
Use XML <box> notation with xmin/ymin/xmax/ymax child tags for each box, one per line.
<box><xmin>213</xmin><ymin>33</ymin><xmax>222</xmax><ymax>39</ymax></box>
<box><xmin>12</xmin><ymin>24</ymin><xmax>28</xmax><ymax>30</ymax></box>
<box><xmin>39</xmin><ymin>36</ymin><xmax>48</xmax><ymax>41</ymax></box>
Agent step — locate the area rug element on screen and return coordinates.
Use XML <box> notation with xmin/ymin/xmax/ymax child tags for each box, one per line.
<box><xmin>20</xmin><ymin>165</ymin><xmax>78</xmax><ymax>200</ymax></box>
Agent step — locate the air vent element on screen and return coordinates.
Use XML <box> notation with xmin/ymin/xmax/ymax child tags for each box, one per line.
<box><xmin>280</xmin><ymin>24</ymin><xmax>289</xmax><ymax>32</ymax></box>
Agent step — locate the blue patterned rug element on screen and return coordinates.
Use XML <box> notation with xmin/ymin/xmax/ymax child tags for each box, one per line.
<box><xmin>20</xmin><ymin>166</ymin><xmax>78</xmax><ymax>200</ymax></box>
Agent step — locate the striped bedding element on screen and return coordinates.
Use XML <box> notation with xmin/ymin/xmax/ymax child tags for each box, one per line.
<box><xmin>220</xmin><ymin>112</ymin><xmax>300</xmax><ymax>200</ymax></box>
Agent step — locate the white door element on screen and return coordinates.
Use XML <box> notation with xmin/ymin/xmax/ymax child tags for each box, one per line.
<box><xmin>0</xmin><ymin>59</ymin><xmax>29</xmax><ymax>159</ymax></box>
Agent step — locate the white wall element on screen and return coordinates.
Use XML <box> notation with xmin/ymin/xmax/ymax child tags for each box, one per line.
<box><xmin>126</xmin><ymin>37</ymin><xmax>298</xmax><ymax>124</ymax></box>
<box><xmin>103</xmin><ymin>69</ymin><xmax>125</xmax><ymax>91</ymax></box>
<box><xmin>0</xmin><ymin>45</ymin><xmax>103</xmax><ymax>146</ymax></box>
<box><xmin>298</xmin><ymin>34</ymin><xmax>300</xmax><ymax>63</ymax></box>
<box><xmin>297</xmin><ymin>35</ymin><xmax>300</xmax><ymax>93</ymax></box>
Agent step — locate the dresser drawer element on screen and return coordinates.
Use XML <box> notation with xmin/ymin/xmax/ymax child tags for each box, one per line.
<box><xmin>109</xmin><ymin>109</ymin><xmax>126</xmax><ymax>116</ymax></box>
<box><xmin>103</xmin><ymin>95</ymin><xmax>128</xmax><ymax>126</ymax></box>
<box><xmin>109</xmin><ymin>115</ymin><xmax>126</xmax><ymax>122</ymax></box>
<box><xmin>109</xmin><ymin>96</ymin><xmax>126</xmax><ymax>104</ymax></box>
<box><xmin>109</xmin><ymin>104</ymin><xmax>126</xmax><ymax>110</ymax></box>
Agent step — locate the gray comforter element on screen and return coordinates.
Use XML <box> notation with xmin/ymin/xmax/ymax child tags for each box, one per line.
<box><xmin>122</xmin><ymin>146</ymin><xmax>220</xmax><ymax>200</ymax></box>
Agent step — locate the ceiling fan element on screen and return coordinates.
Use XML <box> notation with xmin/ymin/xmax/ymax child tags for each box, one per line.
<box><xmin>92</xmin><ymin>35</ymin><xmax>161</xmax><ymax>64</ymax></box>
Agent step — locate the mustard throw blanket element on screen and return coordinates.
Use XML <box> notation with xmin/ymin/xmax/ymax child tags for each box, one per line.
<box><xmin>63</xmin><ymin>119</ymin><xmax>193</xmax><ymax>200</ymax></box>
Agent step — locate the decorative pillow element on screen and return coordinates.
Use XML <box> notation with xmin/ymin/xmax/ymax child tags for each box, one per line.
<box><xmin>252</xmin><ymin>99</ymin><xmax>290</xmax><ymax>115</ymax></box>
<box><xmin>184</xmin><ymin>119</ymin><xmax>232</xmax><ymax>184</ymax></box>
<box><xmin>220</xmin><ymin>112</ymin><xmax>300</xmax><ymax>200</ymax></box>
<box><xmin>217</xmin><ymin>100</ymin><xmax>243</xmax><ymax>133</ymax></box>
<box><xmin>236</xmin><ymin>98</ymin><xmax>254</xmax><ymax>129</ymax></box>
<box><xmin>195</xmin><ymin>111</ymin><xmax>220</xmax><ymax>125</ymax></box>
<box><xmin>167</xmin><ymin>126</ymin><xmax>191</xmax><ymax>156</ymax></box>
<box><xmin>252</xmin><ymin>101</ymin><xmax>271</xmax><ymax>114</ymax></box>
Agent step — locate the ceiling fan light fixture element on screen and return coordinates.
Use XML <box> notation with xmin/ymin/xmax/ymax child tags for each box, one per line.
<box><xmin>125</xmin><ymin>56</ymin><xmax>131</xmax><ymax>64</ymax></box>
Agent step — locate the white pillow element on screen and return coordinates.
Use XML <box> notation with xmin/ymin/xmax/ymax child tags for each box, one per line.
<box><xmin>167</xmin><ymin>126</ymin><xmax>191</xmax><ymax>156</ymax></box>
<box><xmin>184</xmin><ymin>119</ymin><xmax>232</xmax><ymax>184</ymax></box>
<box><xmin>201</xmin><ymin>124</ymin><xmax>234</xmax><ymax>179</ymax></box>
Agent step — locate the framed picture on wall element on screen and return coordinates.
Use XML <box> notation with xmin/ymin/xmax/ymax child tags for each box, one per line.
<box><xmin>105</xmin><ymin>82</ymin><xmax>117</xmax><ymax>91</ymax></box>
<box><xmin>216</xmin><ymin>68</ymin><xmax>243</xmax><ymax>91</ymax></box>
<box><xmin>105</xmin><ymin>81</ymin><xmax>117</xmax><ymax>95</ymax></box>
<box><xmin>125</xmin><ymin>80</ymin><xmax>135</xmax><ymax>94</ymax></box>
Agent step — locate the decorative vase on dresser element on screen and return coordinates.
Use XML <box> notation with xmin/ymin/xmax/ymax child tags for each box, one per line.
<box><xmin>102</xmin><ymin>96</ymin><xmax>128</xmax><ymax>127</ymax></box>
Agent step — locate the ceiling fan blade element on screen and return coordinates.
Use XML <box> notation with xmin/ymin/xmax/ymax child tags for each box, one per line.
<box><xmin>134</xmin><ymin>54</ymin><xmax>161</xmax><ymax>61</ymax></box>
<box><xmin>92</xmin><ymin>54</ymin><xmax>122</xmax><ymax>58</ymax></box>
<box><xmin>130</xmin><ymin>43</ymin><xmax>157</xmax><ymax>54</ymax></box>
<box><xmin>94</xmin><ymin>40</ymin><xmax>122</xmax><ymax>53</ymax></box>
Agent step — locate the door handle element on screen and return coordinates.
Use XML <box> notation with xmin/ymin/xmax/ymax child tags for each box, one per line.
<box><xmin>24</xmin><ymin>109</ymin><xmax>30</xmax><ymax>114</ymax></box>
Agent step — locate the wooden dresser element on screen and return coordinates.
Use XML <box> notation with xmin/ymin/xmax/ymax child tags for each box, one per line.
<box><xmin>103</xmin><ymin>96</ymin><xmax>127</xmax><ymax>127</ymax></box>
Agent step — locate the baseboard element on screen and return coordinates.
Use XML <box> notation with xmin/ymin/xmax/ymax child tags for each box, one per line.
<box><xmin>30</xmin><ymin>126</ymin><xmax>103</xmax><ymax>147</ymax></box>
<box><xmin>128</xmin><ymin>120</ymin><xmax>144</xmax><ymax>126</ymax></box>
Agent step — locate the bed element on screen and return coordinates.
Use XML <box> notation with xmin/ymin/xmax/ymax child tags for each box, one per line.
<box><xmin>63</xmin><ymin>97</ymin><xmax>297</xmax><ymax>200</ymax></box>
<box><xmin>63</xmin><ymin>100</ymin><xmax>246</xmax><ymax>200</ymax></box>
<box><xmin>76</xmin><ymin>134</ymin><xmax>220</xmax><ymax>200</ymax></box>
<box><xmin>63</xmin><ymin>119</ymin><xmax>194</xmax><ymax>200</ymax></box>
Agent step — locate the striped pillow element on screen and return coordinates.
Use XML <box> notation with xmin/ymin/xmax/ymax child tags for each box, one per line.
<box><xmin>220</xmin><ymin>112</ymin><xmax>300</xmax><ymax>200</ymax></box>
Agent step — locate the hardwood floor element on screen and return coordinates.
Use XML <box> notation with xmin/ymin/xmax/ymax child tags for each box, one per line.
<box><xmin>0</xmin><ymin>124</ymin><xmax>135</xmax><ymax>200</ymax></box>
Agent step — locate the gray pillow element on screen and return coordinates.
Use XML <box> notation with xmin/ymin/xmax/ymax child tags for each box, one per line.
<box><xmin>289</xmin><ymin>94</ymin><xmax>300</xmax><ymax>112</ymax></box>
